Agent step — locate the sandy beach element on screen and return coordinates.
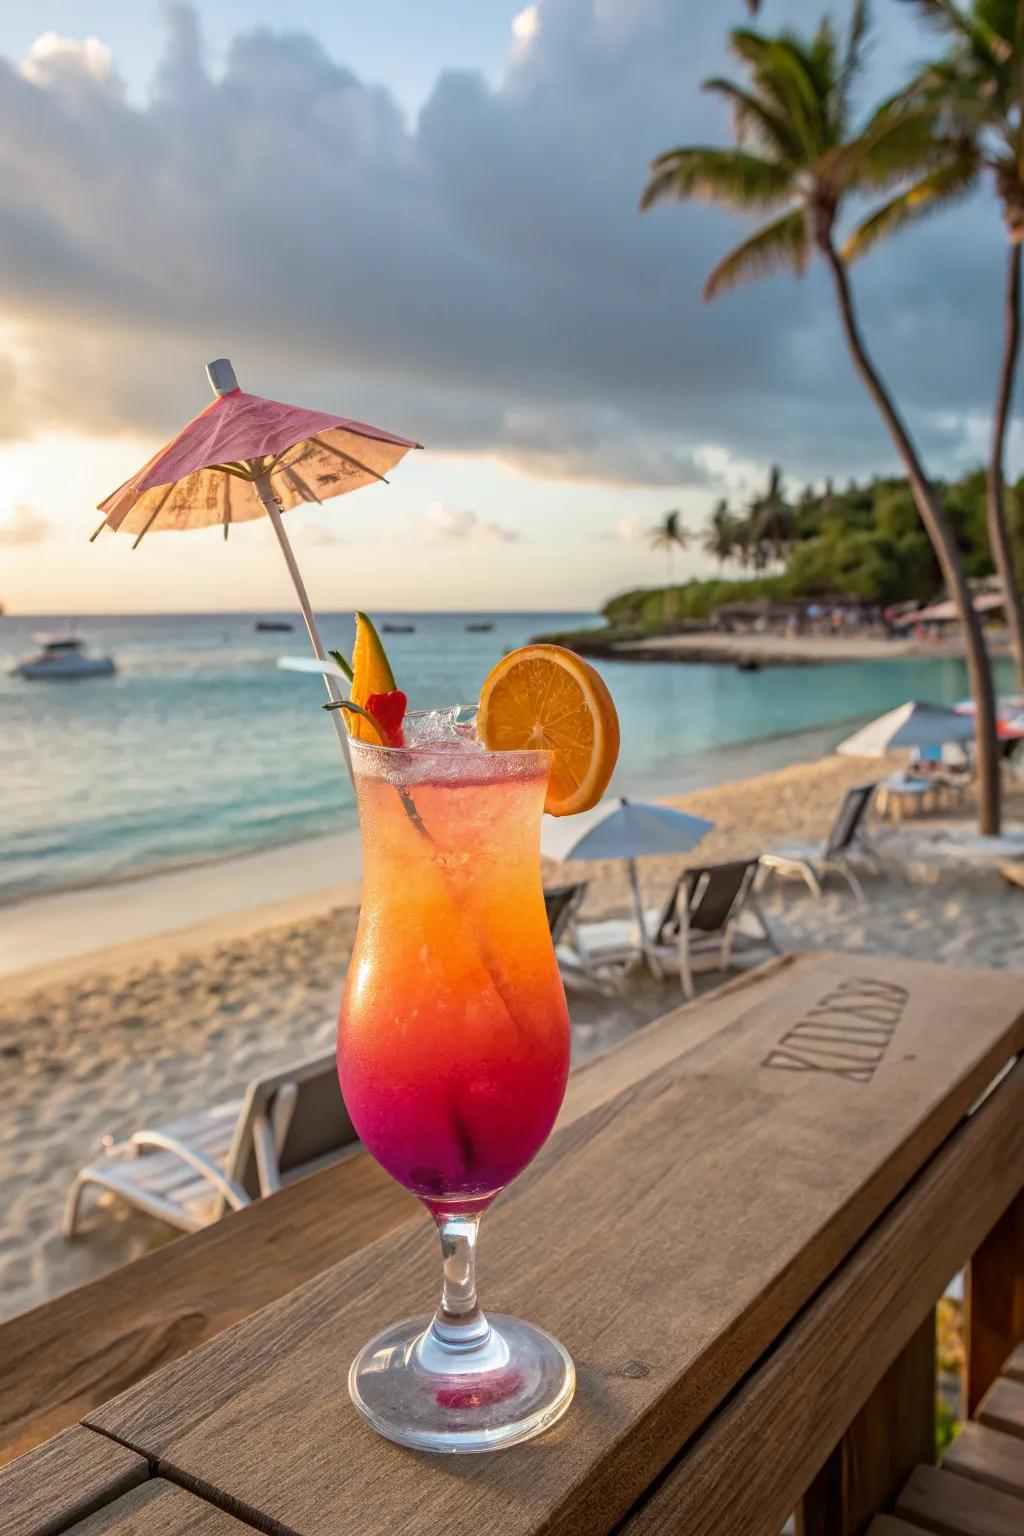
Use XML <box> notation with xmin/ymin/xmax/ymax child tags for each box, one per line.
<box><xmin>1</xmin><ymin>752</ymin><xmax>1022</xmax><ymax>1325</ymax></box>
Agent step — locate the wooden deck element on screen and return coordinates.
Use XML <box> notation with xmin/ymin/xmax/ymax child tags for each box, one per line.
<box><xmin>3</xmin><ymin>950</ymin><xmax>1023</xmax><ymax>1535</ymax></box>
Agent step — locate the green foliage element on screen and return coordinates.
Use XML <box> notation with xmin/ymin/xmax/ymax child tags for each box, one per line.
<box><xmin>593</xmin><ymin>467</ymin><xmax>1003</xmax><ymax>639</ymax></box>
<box><xmin>935</xmin><ymin>1395</ymin><xmax>958</xmax><ymax>1458</ymax></box>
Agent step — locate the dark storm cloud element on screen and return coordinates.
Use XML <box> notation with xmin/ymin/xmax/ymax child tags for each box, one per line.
<box><xmin>0</xmin><ymin>1</ymin><xmax>1009</xmax><ymax>486</ymax></box>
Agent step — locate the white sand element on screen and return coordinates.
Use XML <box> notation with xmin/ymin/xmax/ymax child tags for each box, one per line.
<box><xmin>1</xmin><ymin>755</ymin><xmax>1021</xmax><ymax>1324</ymax></box>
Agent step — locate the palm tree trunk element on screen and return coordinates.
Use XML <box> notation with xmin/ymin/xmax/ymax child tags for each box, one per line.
<box><xmin>820</xmin><ymin>236</ymin><xmax>1001</xmax><ymax>836</ymax></box>
<box><xmin>988</xmin><ymin>242</ymin><xmax>1024</xmax><ymax>690</ymax></box>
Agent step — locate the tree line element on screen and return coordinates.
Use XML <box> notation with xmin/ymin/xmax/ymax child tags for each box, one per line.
<box><xmin>640</xmin><ymin>0</ymin><xmax>1024</xmax><ymax>835</ymax></box>
<box><xmin>646</xmin><ymin>464</ymin><xmax>1018</xmax><ymax>606</ymax></box>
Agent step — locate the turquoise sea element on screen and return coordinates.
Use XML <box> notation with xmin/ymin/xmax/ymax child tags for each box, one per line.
<box><xmin>0</xmin><ymin>611</ymin><xmax>1009</xmax><ymax>904</ymax></box>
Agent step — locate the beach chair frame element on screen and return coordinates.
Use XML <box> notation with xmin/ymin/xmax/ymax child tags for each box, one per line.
<box><xmin>648</xmin><ymin>857</ymin><xmax>779</xmax><ymax>1000</ymax></box>
<box><xmin>761</xmin><ymin>782</ymin><xmax>881</xmax><ymax>900</ymax></box>
<box><xmin>64</xmin><ymin>1052</ymin><xmax>357</xmax><ymax>1238</ymax></box>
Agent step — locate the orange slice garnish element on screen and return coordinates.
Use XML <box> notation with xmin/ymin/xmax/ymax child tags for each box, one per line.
<box><xmin>478</xmin><ymin>644</ymin><xmax>620</xmax><ymax>816</ymax></box>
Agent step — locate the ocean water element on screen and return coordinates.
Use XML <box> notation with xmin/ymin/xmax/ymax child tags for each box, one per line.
<box><xmin>0</xmin><ymin>611</ymin><xmax>1007</xmax><ymax>904</ymax></box>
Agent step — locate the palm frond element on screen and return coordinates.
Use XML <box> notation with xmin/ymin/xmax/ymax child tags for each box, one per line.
<box><xmin>702</xmin><ymin>76</ymin><xmax>801</xmax><ymax>160</ymax></box>
<box><xmin>842</xmin><ymin>148</ymin><xmax>980</xmax><ymax>260</ymax></box>
<box><xmin>837</xmin><ymin>0</ymin><xmax>872</xmax><ymax>129</ymax></box>
<box><xmin>703</xmin><ymin>206</ymin><xmax>810</xmax><ymax>300</ymax></box>
<box><xmin>896</xmin><ymin>0</ymin><xmax>1005</xmax><ymax>68</ymax></box>
<box><xmin>893</xmin><ymin>0</ymin><xmax>975</xmax><ymax>42</ymax></box>
<box><xmin>838</xmin><ymin>102</ymin><xmax>947</xmax><ymax>192</ymax></box>
<box><xmin>641</xmin><ymin>146</ymin><xmax>793</xmax><ymax>211</ymax></box>
<box><xmin>766</xmin><ymin>36</ymin><xmax>833</xmax><ymax>155</ymax></box>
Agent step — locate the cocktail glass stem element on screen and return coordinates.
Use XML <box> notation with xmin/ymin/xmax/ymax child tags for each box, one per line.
<box><xmin>432</xmin><ymin>1212</ymin><xmax>488</xmax><ymax>1349</ymax></box>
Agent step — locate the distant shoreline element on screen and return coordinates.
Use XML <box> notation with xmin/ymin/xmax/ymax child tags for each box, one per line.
<box><xmin>542</xmin><ymin>629</ymin><xmax>1000</xmax><ymax>668</ymax></box>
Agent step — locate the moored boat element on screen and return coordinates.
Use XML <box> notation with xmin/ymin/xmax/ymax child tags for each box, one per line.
<box><xmin>12</xmin><ymin>636</ymin><xmax>116</xmax><ymax>680</ymax></box>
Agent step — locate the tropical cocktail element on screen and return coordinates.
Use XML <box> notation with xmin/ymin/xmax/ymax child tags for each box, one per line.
<box><xmin>333</xmin><ymin>618</ymin><xmax>619</xmax><ymax>1452</ymax></box>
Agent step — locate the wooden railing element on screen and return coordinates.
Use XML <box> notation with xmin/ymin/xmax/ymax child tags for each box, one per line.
<box><xmin>2</xmin><ymin>950</ymin><xmax>1022</xmax><ymax>1536</ymax></box>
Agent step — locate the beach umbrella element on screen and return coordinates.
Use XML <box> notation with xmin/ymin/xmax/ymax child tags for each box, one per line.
<box><xmin>92</xmin><ymin>358</ymin><xmax>421</xmax><ymax>771</ymax></box>
<box><xmin>835</xmin><ymin>700</ymin><xmax>976</xmax><ymax>758</ymax></box>
<box><xmin>541</xmin><ymin>796</ymin><xmax>714</xmax><ymax>943</ymax></box>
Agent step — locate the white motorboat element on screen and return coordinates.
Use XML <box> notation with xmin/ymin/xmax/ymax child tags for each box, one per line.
<box><xmin>12</xmin><ymin>635</ymin><xmax>116</xmax><ymax>680</ymax></box>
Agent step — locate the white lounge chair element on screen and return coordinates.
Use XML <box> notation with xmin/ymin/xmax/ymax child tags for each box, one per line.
<box><xmin>64</xmin><ymin>1052</ymin><xmax>359</xmax><ymax>1237</ymax></box>
<box><xmin>760</xmin><ymin>782</ymin><xmax>881</xmax><ymax>900</ymax></box>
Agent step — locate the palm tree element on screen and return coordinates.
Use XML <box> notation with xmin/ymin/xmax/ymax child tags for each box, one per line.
<box><xmin>704</xmin><ymin>498</ymin><xmax>739</xmax><ymax>568</ymax></box>
<box><xmin>843</xmin><ymin>0</ymin><xmax>1024</xmax><ymax>688</ymax></box>
<box><xmin>648</xmin><ymin>509</ymin><xmax>691</xmax><ymax>625</ymax></box>
<box><xmin>640</xmin><ymin>3</ymin><xmax>1002</xmax><ymax>834</ymax></box>
<box><xmin>748</xmin><ymin>464</ymin><xmax>796</xmax><ymax>563</ymax></box>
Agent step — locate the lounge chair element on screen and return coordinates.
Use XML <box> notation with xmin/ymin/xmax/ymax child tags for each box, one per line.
<box><xmin>644</xmin><ymin>858</ymin><xmax>779</xmax><ymax>999</ymax></box>
<box><xmin>64</xmin><ymin>1052</ymin><xmax>358</xmax><ymax>1237</ymax></box>
<box><xmin>546</xmin><ymin>880</ymin><xmax>633</xmax><ymax>995</ymax></box>
<box><xmin>760</xmin><ymin>782</ymin><xmax>881</xmax><ymax>899</ymax></box>
<box><xmin>544</xmin><ymin>881</ymin><xmax>589</xmax><ymax>945</ymax></box>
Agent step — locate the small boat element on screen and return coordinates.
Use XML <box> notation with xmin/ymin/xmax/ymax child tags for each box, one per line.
<box><xmin>381</xmin><ymin>622</ymin><xmax>415</xmax><ymax>634</ymax></box>
<box><xmin>12</xmin><ymin>635</ymin><xmax>116</xmax><ymax>680</ymax></box>
<box><xmin>255</xmin><ymin>620</ymin><xmax>295</xmax><ymax>632</ymax></box>
<box><xmin>465</xmin><ymin>621</ymin><xmax>494</xmax><ymax>632</ymax></box>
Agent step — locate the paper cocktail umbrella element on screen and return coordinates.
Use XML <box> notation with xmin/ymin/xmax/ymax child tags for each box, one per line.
<box><xmin>93</xmin><ymin>358</ymin><xmax>421</xmax><ymax>773</ymax></box>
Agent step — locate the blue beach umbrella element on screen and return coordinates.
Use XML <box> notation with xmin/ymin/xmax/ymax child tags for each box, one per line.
<box><xmin>541</xmin><ymin>796</ymin><xmax>714</xmax><ymax>943</ymax></box>
<box><xmin>835</xmin><ymin>700</ymin><xmax>976</xmax><ymax>757</ymax></box>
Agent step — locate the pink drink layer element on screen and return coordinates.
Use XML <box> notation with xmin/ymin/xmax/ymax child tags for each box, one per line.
<box><xmin>339</xmin><ymin>747</ymin><xmax>570</xmax><ymax>1214</ymax></box>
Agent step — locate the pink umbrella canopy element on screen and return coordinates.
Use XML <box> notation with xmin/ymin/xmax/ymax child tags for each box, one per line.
<box><xmin>92</xmin><ymin>360</ymin><xmax>422</xmax><ymax>775</ymax></box>
<box><xmin>95</xmin><ymin>364</ymin><xmax>420</xmax><ymax>543</ymax></box>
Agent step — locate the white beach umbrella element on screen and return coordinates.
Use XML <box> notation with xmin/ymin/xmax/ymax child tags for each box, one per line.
<box><xmin>835</xmin><ymin>700</ymin><xmax>976</xmax><ymax>758</ymax></box>
<box><xmin>541</xmin><ymin>796</ymin><xmax>714</xmax><ymax>942</ymax></box>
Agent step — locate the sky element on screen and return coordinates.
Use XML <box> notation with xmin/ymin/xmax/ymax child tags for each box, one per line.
<box><xmin>0</xmin><ymin>0</ymin><xmax>1017</xmax><ymax>614</ymax></box>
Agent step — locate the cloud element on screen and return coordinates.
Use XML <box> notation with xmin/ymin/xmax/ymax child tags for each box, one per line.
<box><xmin>19</xmin><ymin>32</ymin><xmax>115</xmax><ymax>89</ymax></box>
<box><xmin>0</xmin><ymin>2</ymin><xmax>1009</xmax><ymax>492</ymax></box>
<box><xmin>511</xmin><ymin>6</ymin><xmax>541</xmax><ymax>59</ymax></box>
<box><xmin>0</xmin><ymin>504</ymin><xmax>52</xmax><ymax>545</ymax></box>
<box><xmin>424</xmin><ymin>502</ymin><xmax>520</xmax><ymax>543</ymax></box>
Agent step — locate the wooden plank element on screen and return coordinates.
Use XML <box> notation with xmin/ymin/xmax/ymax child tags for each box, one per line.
<box><xmin>798</xmin><ymin>1314</ymin><xmax>936</xmax><ymax>1536</ymax></box>
<box><xmin>0</xmin><ymin>1424</ymin><xmax>146</xmax><ymax>1536</ymax></box>
<box><xmin>866</xmin><ymin>1520</ymin><xmax>926</xmax><ymax>1536</ymax></box>
<box><xmin>943</xmin><ymin>1423</ymin><xmax>1024</xmax><ymax>1500</ymax></box>
<box><xmin>966</xmin><ymin>1191</ymin><xmax>1024</xmax><ymax>1417</ymax></box>
<box><xmin>86</xmin><ymin>955</ymin><xmax>1024</xmax><ymax>1536</ymax></box>
<box><xmin>0</xmin><ymin>1154</ymin><xmax>415</xmax><ymax>1467</ymax></box>
<box><xmin>1005</xmin><ymin>1346</ymin><xmax>1024</xmax><ymax>1385</ymax></box>
<box><xmin>896</xmin><ymin>1463</ymin><xmax>1024</xmax><ymax>1536</ymax></box>
<box><xmin>978</xmin><ymin>1377</ymin><xmax>1024</xmax><ymax>1441</ymax></box>
<box><xmin>0</xmin><ymin>955</ymin><xmax>784</xmax><ymax>1466</ymax></box>
<box><xmin>616</xmin><ymin>1060</ymin><xmax>1024</xmax><ymax>1536</ymax></box>
<box><xmin>66</xmin><ymin>1481</ymin><xmax>253</xmax><ymax>1534</ymax></box>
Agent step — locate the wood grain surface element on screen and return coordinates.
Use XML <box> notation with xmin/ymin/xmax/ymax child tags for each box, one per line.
<box><xmin>84</xmin><ymin>954</ymin><xmax>1024</xmax><ymax>1536</ymax></box>
<box><xmin>797</xmin><ymin>1315</ymin><xmax>936</xmax><ymax>1536</ymax></box>
<box><xmin>617</xmin><ymin>1060</ymin><xmax>1024</xmax><ymax>1536</ymax></box>
<box><xmin>0</xmin><ymin>1425</ymin><xmax>146</xmax><ymax>1536</ymax></box>
<box><xmin>65</xmin><ymin>1480</ymin><xmax>255</xmax><ymax>1534</ymax></box>
<box><xmin>0</xmin><ymin>956</ymin><xmax>785</xmax><ymax>1466</ymax></box>
<box><xmin>966</xmin><ymin>1191</ymin><xmax>1024</xmax><ymax>1418</ymax></box>
<box><xmin>977</xmin><ymin>1376</ymin><xmax>1024</xmax><ymax>1441</ymax></box>
<box><xmin>896</xmin><ymin>1463</ymin><xmax>1024</xmax><ymax>1536</ymax></box>
<box><xmin>943</xmin><ymin>1422</ymin><xmax>1024</xmax><ymax>1500</ymax></box>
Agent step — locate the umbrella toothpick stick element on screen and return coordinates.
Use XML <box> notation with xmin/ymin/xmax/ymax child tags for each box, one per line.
<box><xmin>251</xmin><ymin>468</ymin><xmax>352</xmax><ymax>779</ymax></box>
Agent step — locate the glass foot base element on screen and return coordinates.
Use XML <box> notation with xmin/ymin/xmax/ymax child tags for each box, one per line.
<box><xmin>348</xmin><ymin>1312</ymin><xmax>574</xmax><ymax>1453</ymax></box>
